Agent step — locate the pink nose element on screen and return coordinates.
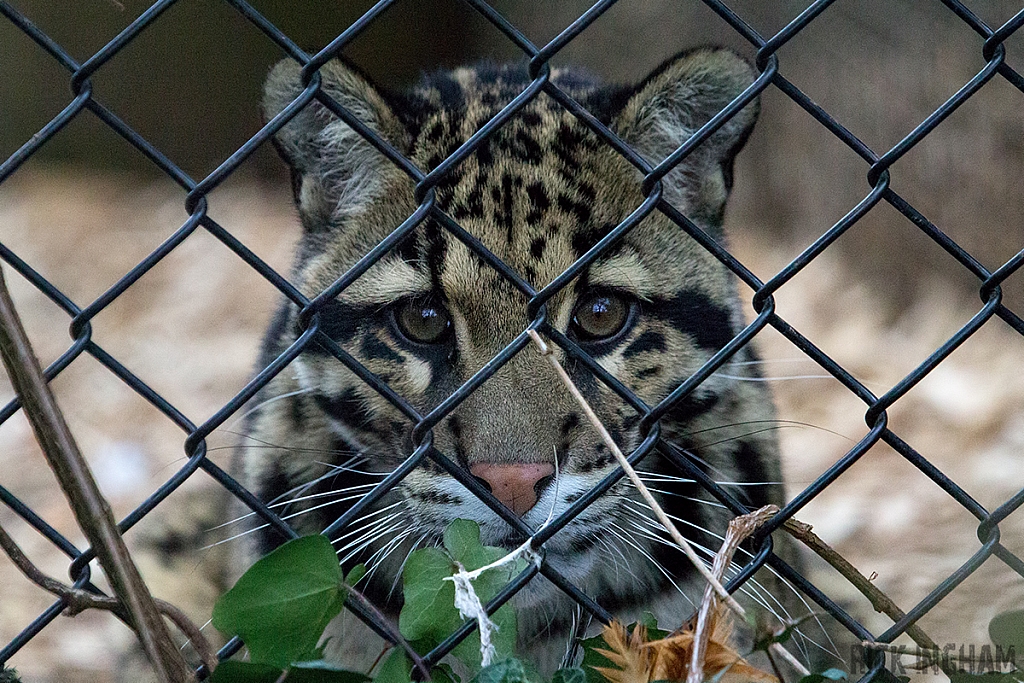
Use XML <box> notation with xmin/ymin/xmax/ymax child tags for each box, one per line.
<box><xmin>469</xmin><ymin>463</ymin><xmax>555</xmax><ymax>516</ymax></box>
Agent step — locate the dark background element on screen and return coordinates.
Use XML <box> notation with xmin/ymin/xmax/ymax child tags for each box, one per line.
<box><xmin>2</xmin><ymin>0</ymin><xmax>1023</xmax><ymax>311</ymax></box>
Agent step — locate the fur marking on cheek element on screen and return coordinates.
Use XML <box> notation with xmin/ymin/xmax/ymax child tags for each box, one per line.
<box><xmin>404</xmin><ymin>357</ymin><xmax>433</xmax><ymax>394</ymax></box>
<box><xmin>343</xmin><ymin>257</ymin><xmax>432</xmax><ymax>305</ymax></box>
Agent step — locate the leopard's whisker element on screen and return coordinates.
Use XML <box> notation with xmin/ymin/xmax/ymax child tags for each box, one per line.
<box><xmin>338</xmin><ymin>524</ymin><xmax>406</xmax><ymax>568</ymax></box>
<box><xmin>331</xmin><ymin>501</ymin><xmax>406</xmax><ymax>544</ymax></box>
<box><xmin>539</xmin><ymin>445</ymin><xmax>562</xmax><ymax>533</ymax></box>
<box><xmin>280</xmin><ymin>491</ymin><xmax>394</xmax><ymax>528</ymax></box>
<box><xmin>204</xmin><ymin>490</ymin><xmax>398</xmax><ymax>548</ymax></box>
<box><xmin>635</xmin><ymin>469</ymin><xmax>786</xmax><ymax>488</ymax></box>
<box><xmin>642</xmin><ymin>486</ymin><xmax>728</xmax><ymax>509</ymax></box>
<box><xmin>226</xmin><ymin>430</ymin><xmax>370</xmax><ymax>460</ymax></box>
<box><xmin>312</xmin><ymin>459</ymin><xmax>393</xmax><ymax>476</ymax></box>
<box><xmin>594</xmin><ymin>531</ymin><xmax>633</xmax><ymax>583</ymax></box>
<box><xmin>337</xmin><ymin>517</ymin><xmax>406</xmax><ymax>561</ymax></box>
<box><xmin>621</xmin><ymin>515</ymin><xmax>784</xmax><ymax>618</ymax></box>
<box><xmin>606</xmin><ymin>521</ymin><xmax>693</xmax><ymax>608</ymax></box>
<box><xmin>560</xmin><ymin>604</ymin><xmax>589</xmax><ymax>670</ymax></box>
<box><xmin>670</xmin><ymin>418</ymin><xmax>856</xmax><ymax>447</ymax></box>
<box><xmin>274</xmin><ymin>465</ymin><xmax>374</xmax><ymax>513</ymax></box>
<box><xmin>622</xmin><ymin>500</ymin><xmax>728</xmax><ymax>547</ymax></box>
<box><xmin>657</xmin><ymin>440</ymin><xmax>734</xmax><ymax>481</ymax></box>
<box><xmin>364</xmin><ymin>528</ymin><xmax>414</xmax><ymax>581</ymax></box>
<box><xmin>714</xmin><ymin>372</ymin><xmax>833</xmax><ymax>382</ymax></box>
<box><xmin>621</xmin><ymin>505</ymin><xmax>841</xmax><ymax>659</ymax></box>
<box><xmin>388</xmin><ymin>529</ymin><xmax>433</xmax><ymax>599</ymax></box>
<box><xmin>208</xmin><ymin>483</ymin><xmax>381</xmax><ymax>533</ymax></box>
<box><xmin>727</xmin><ymin>358</ymin><xmax>822</xmax><ymax>367</ymax></box>
<box><xmin>207</xmin><ymin>451</ymin><xmax>378</xmax><ymax>528</ymax></box>
<box><xmin>225</xmin><ymin>388</ymin><xmax>317</xmax><ymax>431</ymax></box>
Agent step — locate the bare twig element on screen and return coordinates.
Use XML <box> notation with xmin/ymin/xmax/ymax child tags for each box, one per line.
<box><xmin>0</xmin><ymin>267</ymin><xmax>194</xmax><ymax>682</ymax></box>
<box><xmin>154</xmin><ymin>602</ymin><xmax>218</xmax><ymax>673</ymax></box>
<box><xmin>783</xmin><ymin>519</ymin><xmax>937</xmax><ymax>651</ymax></box>
<box><xmin>0</xmin><ymin>519</ymin><xmax>73</xmax><ymax>598</ymax></box>
<box><xmin>0</xmin><ymin>522</ymin><xmax>217</xmax><ymax>672</ymax></box>
<box><xmin>689</xmin><ymin>506</ymin><xmax>779</xmax><ymax>683</ymax></box>
<box><xmin>527</xmin><ymin>330</ymin><xmax>809</xmax><ymax>677</ymax></box>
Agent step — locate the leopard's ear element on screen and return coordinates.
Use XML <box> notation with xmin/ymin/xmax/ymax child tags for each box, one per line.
<box><xmin>613</xmin><ymin>48</ymin><xmax>759</xmax><ymax>226</ymax></box>
<box><xmin>263</xmin><ymin>59</ymin><xmax>411</xmax><ymax>232</ymax></box>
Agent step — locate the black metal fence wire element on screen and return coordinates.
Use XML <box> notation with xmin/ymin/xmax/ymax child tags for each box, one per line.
<box><xmin>2</xmin><ymin>0</ymin><xmax>1024</xmax><ymax>681</ymax></box>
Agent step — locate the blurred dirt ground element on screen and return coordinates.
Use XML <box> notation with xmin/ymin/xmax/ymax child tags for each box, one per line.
<box><xmin>0</xmin><ymin>170</ymin><xmax>1021</xmax><ymax>682</ymax></box>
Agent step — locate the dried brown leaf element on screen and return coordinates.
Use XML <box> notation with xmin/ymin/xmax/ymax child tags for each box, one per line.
<box><xmin>592</xmin><ymin>607</ymin><xmax>778</xmax><ymax>683</ymax></box>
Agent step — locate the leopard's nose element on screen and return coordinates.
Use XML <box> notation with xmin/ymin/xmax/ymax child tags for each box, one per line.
<box><xmin>469</xmin><ymin>463</ymin><xmax>556</xmax><ymax>516</ymax></box>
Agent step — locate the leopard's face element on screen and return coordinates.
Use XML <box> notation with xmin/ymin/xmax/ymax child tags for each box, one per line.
<box><xmin>241</xmin><ymin>51</ymin><xmax>780</xmax><ymax>634</ymax></box>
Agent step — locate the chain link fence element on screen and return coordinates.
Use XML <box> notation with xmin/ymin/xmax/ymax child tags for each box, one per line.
<box><xmin>1</xmin><ymin>0</ymin><xmax>1023</xmax><ymax>681</ymax></box>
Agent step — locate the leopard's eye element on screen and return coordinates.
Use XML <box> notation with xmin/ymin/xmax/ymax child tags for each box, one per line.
<box><xmin>394</xmin><ymin>297</ymin><xmax>452</xmax><ymax>344</ymax></box>
<box><xmin>571</xmin><ymin>292</ymin><xmax>633</xmax><ymax>341</ymax></box>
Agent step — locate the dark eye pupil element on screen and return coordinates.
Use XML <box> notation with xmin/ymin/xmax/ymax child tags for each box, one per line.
<box><xmin>397</xmin><ymin>299</ymin><xmax>450</xmax><ymax>343</ymax></box>
<box><xmin>573</xmin><ymin>293</ymin><xmax>629</xmax><ymax>340</ymax></box>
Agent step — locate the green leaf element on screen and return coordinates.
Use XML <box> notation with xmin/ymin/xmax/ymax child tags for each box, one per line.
<box><xmin>212</xmin><ymin>535</ymin><xmax>345</xmax><ymax>668</ymax></box>
<box><xmin>209</xmin><ymin>661</ymin><xmax>285</xmax><ymax>683</ymax></box>
<box><xmin>286</xmin><ymin>661</ymin><xmax>373</xmax><ymax>682</ymax></box>
<box><xmin>374</xmin><ymin>649</ymin><xmax>414</xmax><ymax>683</ymax></box>
<box><xmin>637</xmin><ymin>613</ymin><xmax>668</xmax><ymax>641</ymax></box>
<box><xmin>470</xmin><ymin>659</ymin><xmax>532</xmax><ymax>683</ymax></box>
<box><xmin>399</xmin><ymin>520</ymin><xmax>524</xmax><ymax>672</ymax></box>
<box><xmin>443</xmin><ymin>519</ymin><xmax>509</xmax><ymax>571</ymax></box>
<box><xmin>990</xmin><ymin>609</ymin><xmax>1024</xmax><ymax>658</ymax></box>
<box><xmin>442</xmin><ymin>522</ymin><xmax>521</xmax><ymax>668</ymax></box>
<box><xmin>399</xmin><ymin>546</ymin><xmax>461</xmax><ymax>643</ymax></box>
<box><xmin>433</xmin><ymin>662</ymin><xmax>462</xmax><ymax>683</ymax></box>
<box><xmin>551</xmin><ymin>668</ymin><xmax>587</xmax><ymax>683</ymax></box>
<box><xmin>798</xmin><ymin>669</ymin><xmax>849</xmax><ymax>683</ymax></box>
<box><xmin>948</xmin><ymin>673</ymin><xmax>1024</xmax><ymax>683</ymax></box>
<box><xmin>580</xmin><ymin>632</ymin><xmax>616</xmax><ymax>683</ymax></box>
<box><xmin>345</xmin><ymin>563</ymin><xmax>367</xmax><ymax>587</ymax></box>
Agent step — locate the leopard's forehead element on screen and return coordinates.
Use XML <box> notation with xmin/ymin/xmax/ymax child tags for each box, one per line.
<box><xmin>398</xmin><ymin>66</ymin><xmax>629</xmax><ymax>277</ymax></box>
<box><xmin>373</xmin><ymin>65</ymin><xmax>721</xmax><ymax>298</ymax></box>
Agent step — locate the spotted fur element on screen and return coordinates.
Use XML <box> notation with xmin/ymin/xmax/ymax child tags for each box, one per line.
<box><xmin>237</xmin><ymin>48</ymin><xmax>790</xmax><ymax>671</ymax></box>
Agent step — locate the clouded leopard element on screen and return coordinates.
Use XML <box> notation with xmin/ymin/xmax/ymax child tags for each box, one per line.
<box><xmin>236</xmin><ymin>47</ymin><xmax>799</xmax><ymax>672</ymax></box>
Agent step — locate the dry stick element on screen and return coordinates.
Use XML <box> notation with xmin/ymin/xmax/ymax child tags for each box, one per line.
<box><xmin>782</xmin><ymin>519</ymin><xmax>937</xmax><ymax>652</ymax></box>
<box><xmin>527</xmin><ymin>330</ymin><xmax>809</xmax><ymax>677</ymax></box>
<box><xmin>0</xmin><ymin>522</ymin><xmax>218</xmax><ymax>671</ymax></box>
<box><xmin>0</xmin><ymin>267</ymin><xmax>194</xmax><ymax>682</ymax></box>
<box><xmin>688</xmin><ymin>506</ymin><xmax>779</xmax><ymax>683</ymax></box>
